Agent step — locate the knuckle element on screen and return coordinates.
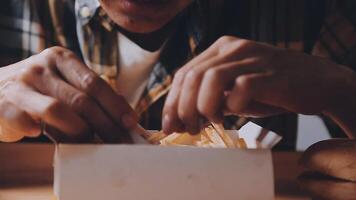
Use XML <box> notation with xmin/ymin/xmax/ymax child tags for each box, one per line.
<box><xmin>216</xmin><ymin>36</ymin><xmax>236</xmax><ymax>45</ymax></box>
<box><xmin>80</xmin><ymin>73</ymin><xmax>103</xmax><ymax>93</ymax></box>
<box><xmin>18</xmin><ymin>65</ymin><xmax>46</xmax><ymax>82</ymax></box>
<box><xmin>236</xmin><ymin>76</ymin><xmax>253</xmax><ymax>88</ymax></box>
<box><xmin>232</xmin><ymin>39</ymin><xmax>253</xmax><ymax>53</ymax></box>
<box><xmin>234</xmin><ymin>39</ymin><xmax>250</xmax><ymax>48</ymax></box>
<box><xmin>184</xmin><ymin>70</ymin><xmax>200</xmax><ymax>83</ymax></box>
<box><xmin>41</xmin><ymin>46</ymin><xmax>66</xmax><ymax>58</ymax></box>
<box><xmin>218</xmin><ymin>38</ymin><xmax>250</xmax><ymax>56</ymax></box>
<box><xmin>61</xmin><ymin>49</ymin><xmax>77</xmax><ymax>60</ymax></box>
<box><xmin>41</xmin><ymin>46</ymin><xmax>76</xmax><ymax>62</ymax></box>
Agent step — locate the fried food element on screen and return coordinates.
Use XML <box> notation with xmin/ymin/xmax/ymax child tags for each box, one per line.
<box><xmin>148</xmin><ymin>123</ymin><xmax>246</xmax><ymax>149</ymax></box>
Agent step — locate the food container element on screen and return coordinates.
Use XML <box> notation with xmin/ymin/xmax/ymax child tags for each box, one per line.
<box><xmin>54</xmin><ymin>122</ymin><xmax>281</xmax><ymax>200</ymax></box>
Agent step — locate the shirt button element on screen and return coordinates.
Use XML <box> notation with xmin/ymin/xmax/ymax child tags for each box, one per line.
<box><xmin>79</xmin><ymin>6</ymin><xmax>91</xmax><ymax>18</ymax></box>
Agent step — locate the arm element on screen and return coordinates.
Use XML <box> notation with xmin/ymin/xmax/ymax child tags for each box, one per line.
<box><xmin>162</xmin><ymin>36</ymin><xmax>355</xmax><ymax>135</ymax></box>
<box><xmin>323</xmin><ymin>71</ymin><xmax>356</xmax><ymax>138</ymax></box>
<box><xmin>311</xmin><ymin>1</ymin><xmax>356</xmax><ymax>138</ymax></box>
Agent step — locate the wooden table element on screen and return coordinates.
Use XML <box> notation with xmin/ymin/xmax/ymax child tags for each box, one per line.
<box><xmin>0</xmin><ymin>144</ymin><xmax>355</xmax><ymax>200</ymax></box>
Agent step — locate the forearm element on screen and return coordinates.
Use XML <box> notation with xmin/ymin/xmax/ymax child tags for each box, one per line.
<box><xmin>323</xmin><ymin>70</ymin><xmax>356</xmax><ymax>138</ymax></box>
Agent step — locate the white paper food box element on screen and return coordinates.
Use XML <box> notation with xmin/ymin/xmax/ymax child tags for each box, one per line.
<box><xmin>54</xmin><ymin>122</ymin><xmax>281</xmax><ymax>200</ymax></box>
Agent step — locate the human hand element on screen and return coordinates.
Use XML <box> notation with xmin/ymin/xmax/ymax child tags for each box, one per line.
<box><xmin>298</xmin><ymin>171</ymin><xmax>356</xmax><ymax>200</ymax></box>
<box><xmin>300</xmin><ymin>139</ymin><xmax>356</xmax><ymax>182</ymax></box>
<box><xmin>0</xmin><ymin>47</ymin><xmax>137</xmax><ymax>143</ymax></box>
<box><xmin>162</xmin><ymin>36</ymin><xmax>355</xmax><ymax>134</ymax></box>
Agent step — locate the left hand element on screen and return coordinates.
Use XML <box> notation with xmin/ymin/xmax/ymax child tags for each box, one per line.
<box><xmin>162</xmin><ymin>36</ymin><xmax>355</xmax><ymax>134</ymax></box>
<box><xmin>300</xmin><ymin>139</ymin><xmax>356</xmax><ymax>182</ymax></box>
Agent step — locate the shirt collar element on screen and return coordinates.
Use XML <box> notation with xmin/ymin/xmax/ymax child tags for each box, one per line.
<box><xmin>75</xmin><ymin>0</ymin><xmax>101</xmax><ymax>25</ymax></box>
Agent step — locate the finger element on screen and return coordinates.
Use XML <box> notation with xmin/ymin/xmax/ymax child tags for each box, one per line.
<box><xmin>162</xmin><ymin>40</ymin><xmax>222</xmax><ymax>134</ymax></box>
<box><xmin>29</xmin><ymin>70</ymin><xmax>132</xmax><ymax>143</ymax></box>
<box><xmin>162</xmin><ymin>36</ymin><xmax>250</xmax><ymax>134</ymax></box>
<box><xmin>0</xmin><ymin>102</ymin><xmax>41</xmax><ymax>142</ymax></box>
<box><xmin>0</xmin><ymin>100</ymin><xmax>41</xmax><ymax>137</ymax></box>
<box><xmin>225</xmin><ymin>74</ymin><xmax>255</xmax><ymax>114</ymax></box>
<box><xmin>2</xmin><ymin>82</ymin><xmax>90</xmax><ymax>142</ymax></box>
<box><xmin>298</xmin><ymin>172</ymin><xmax>356</xmax><ymax>200</ymax></box>
<box><xmin>162</xmin><ymin>70</ymin><xmax>186</xmax><ymax>134</ymax></box>
<box><xmin>226</xmin><ymin>73</ymin><xmax>285</xmax><ymax>117</ymax></box>
<box><xmin>38</xmin><ymin>47</ymin><xmax>137</xmax><ymax>130</ymax></box>
<box><xmin>176</xmin><ymin>53</ymin><xmax>243</xmax><ymax>133</ymax></box>
<box><xmin>228</xmin><ymin>72</ymin><xmax>293</xmax><ymax>114</ymax></box>
<box><xmin>163</xmin><ymin>39</ymin><xmax>247</xmax><ymax>134</ymax></box>
<box><xmin>197</xmin><ymin>59</ymin><xmax>261</xmax><ymax>122</ymax></box>
<box><xmin>300</xmin><ymin>139</ymin><xmax>356</xmax><ymax>182</ymax></box>
<box><xmin>176</xmin><ymin>71</ymin><xmax>204</xmax><ymax>134</ymax></box>
<box><xmin>0</xmin><ymin>126</ymin><xmax>25</xmax><ymax>142</ymax></box>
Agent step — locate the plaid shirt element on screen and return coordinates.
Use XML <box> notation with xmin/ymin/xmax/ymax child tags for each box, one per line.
<box><xmin>0</xmin><ymin>0</ymin><xmax>355</xmax><ymax>149</ymax></box>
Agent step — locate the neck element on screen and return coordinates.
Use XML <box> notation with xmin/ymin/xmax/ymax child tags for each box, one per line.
<box><xmin>116</xmin><ymin>17</ymin><xmax>180</xmax><ymax>52</ymax></box>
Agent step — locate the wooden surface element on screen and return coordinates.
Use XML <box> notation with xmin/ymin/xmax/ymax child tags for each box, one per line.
<box><xmin>0</xmin><ymin>144</ymin><xmax>355</xmax><ymax>200</ymax></box>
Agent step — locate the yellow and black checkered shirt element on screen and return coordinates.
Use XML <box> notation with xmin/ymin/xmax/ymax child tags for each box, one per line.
<box><xmin>0</xmin><ymin>0</ymin><xmax>355</xmax><ymax>149</ymax></box>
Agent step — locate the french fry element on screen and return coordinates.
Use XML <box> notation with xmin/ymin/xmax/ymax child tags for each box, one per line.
<box><xmin>100</xmin><ymin>74</ymin><xmax>247</xmax><ymax>149</ymax></box>
<box><xmin>203</xmin><ymin>126</ymin><xmax>228</xmax><ymax>148</ymax></box>
<box><xmin>157</xmin><ymin>123</ymin><xmax>246</xmax><ymax>149</ymax></box>
<box><xmin>211</xmin><ymin>123</ymin><xmax>236</xmax><ymax>148</ymax></box>
<box><xmin>236</xmin><ymin>138</ymin><xmax>247</xmax><ymax>149</ymax></box>
<box><xmin>160</xmin><ymin>132</ymin><xmax>200</xmax><ymax>146</ymax></box>
<box><xmin>147</xmin><ymin>131</ymin><xmax>167</xmax><ymax>144</ymax></box>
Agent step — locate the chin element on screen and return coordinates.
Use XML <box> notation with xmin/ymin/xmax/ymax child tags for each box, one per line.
<box><xmin>99</xmin><ymin>0</ymin><xmax>194</xmax><ymax>34</ymax></box>
<box><xmin>114</xmin><ymin>15</ymin><xmax>171</xmax><ymax>33</ymax></box>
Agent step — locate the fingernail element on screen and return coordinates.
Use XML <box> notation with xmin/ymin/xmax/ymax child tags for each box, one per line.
<box><xmin>121</xmin><ymin>112</ymin><xmax>138</xmax><ymax>129</ymax></box>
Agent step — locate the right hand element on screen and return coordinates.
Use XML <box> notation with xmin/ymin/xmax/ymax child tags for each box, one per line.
<box><xmin>162</xmin><ymin>36</ymin><xmax>356</xmax><ymax>135</ymax></box>
<box><xmin>0</xmin><ymin>46</ymin><xmax>137</xmax><ymax>143</ymax></box>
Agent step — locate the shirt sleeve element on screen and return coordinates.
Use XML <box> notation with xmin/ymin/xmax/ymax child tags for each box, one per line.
<box><xmin>0</xmin><ymin>1</ymin><xmax>57</xmax><ymax>66</ymax></box>
<box><xmin>313</xmin><ymin>0</ymin><xmax>356</xmax><ymax>138</ymax></box>
<box><xmin>312</xmin><ymin>0</ymin><xmax>356</xmax><ymax>70</ymax></box>
<box><xmin>0</xmin><ymin>0</ymin><xmax>81</xmax><ymax>67</ymax></box>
